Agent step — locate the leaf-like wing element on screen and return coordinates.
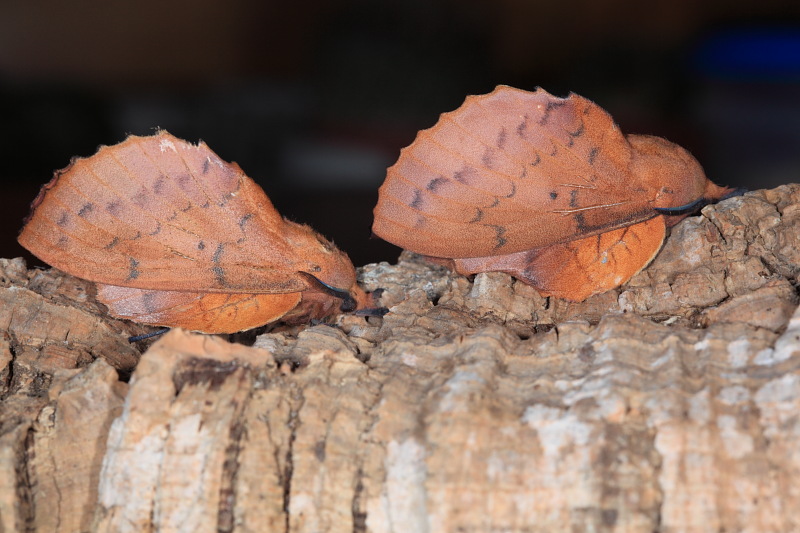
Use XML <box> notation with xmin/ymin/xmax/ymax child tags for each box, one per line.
<box><xmin>374</xmin><ymin>86</ymin><xmax>678</xmax><ymax>258</ymax></box>
<box><xmin>19</xmin><ymin>132</ymin><xmax>353</xmax><ymax>295</ymax></box>
<box><xmin>96</xmin><ymin>284</ymin><xmax>302</xmax><ymax>333</ymax></box>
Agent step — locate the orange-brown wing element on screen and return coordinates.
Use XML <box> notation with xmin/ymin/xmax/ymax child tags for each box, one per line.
<box><xmin>19</xmin><ymin>131</ymin><xmax>315</xmax><ymax>294</ymax></box>
<box><xmin>450</xmin><ymin>216</ymin><xmax>666</xmax><ymax>301</ymax></box>
<box><xmin>373</xmin><ymin>85</ymin><xmax>661</xmax><ymax>258</ymax></box>
<box><xmin>96</xmin><ymin>284</ymin><xmax>302</xmax><ymax>334</ymax></box>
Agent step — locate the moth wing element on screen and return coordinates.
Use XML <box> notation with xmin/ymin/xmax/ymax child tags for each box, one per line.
<box><xmin>97</xmin><ymin>284</ymin><xmax>302</xmax><ymax>334</ymax></box>
<box><xmin>373</xmin><ymin>85</ymin><xmax>658</xmax><ymax>258</ymax></box>
<box><xmin>452</xmin><ymin>216</ymin><xmax>666</xmax><ymax>301</ymax></box>
<box><xmin>18</xmin><ymin>131</ymin><xmax>313</xmax><ymax>294</ymax></box>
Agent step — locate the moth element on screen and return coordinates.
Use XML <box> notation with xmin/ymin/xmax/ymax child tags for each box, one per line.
<box><xmin>19</xmin><ymin>131</ymin><xmax>370</xmax><ymax>333</ymax></box>
<box><xmin>372</xmin><ymin>85</ymin><xmax>738</xmax><ymax>301</ymax></box>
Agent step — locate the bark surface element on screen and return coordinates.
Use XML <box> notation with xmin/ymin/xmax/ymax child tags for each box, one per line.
<box><xmin>2</xmin><ymin>186</ymin><xmax>800</xmax><ymax>532</ymax></box>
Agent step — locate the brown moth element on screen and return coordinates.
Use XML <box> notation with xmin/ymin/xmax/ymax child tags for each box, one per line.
<box><xmin>19</xmin><ymin>131</ymin><xmax>370</xmax><ymax>333</ymax></box>
<box><xmin>372</xmin><ymin>85</ymin><xmax>737</xmax><ymax>301</ymax></box>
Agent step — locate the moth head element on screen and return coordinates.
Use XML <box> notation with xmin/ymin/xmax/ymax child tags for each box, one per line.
<box><xmin>627</xmin><ymin>134</ymin><xmax>713</xmax><ymax>211</ymax></box>
<box><xmin>283</xmin><ymin>220</ymin><xmax>372</xmax><ymax>315</ymax></box>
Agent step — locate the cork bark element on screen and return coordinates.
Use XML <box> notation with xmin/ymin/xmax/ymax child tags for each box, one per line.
<box><xmin>2</xmin><ymin>185</ymin><xmax>800</xmax><ymax>532</ymax></box>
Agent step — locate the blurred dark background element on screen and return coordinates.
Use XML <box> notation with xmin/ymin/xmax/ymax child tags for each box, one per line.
<box><xmin>2</xmin><ymin>0</ymin><xmax>800</xmax><ymax>267</ymax></box>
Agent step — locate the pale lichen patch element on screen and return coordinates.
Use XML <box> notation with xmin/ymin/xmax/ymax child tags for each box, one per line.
<box><xmin>716</xmin><ymin>414</ymin><xmax>754</xmax><ymax>459</ymax></box>
<box><xmin>522</xmin><ymin>405</ymin><xmax>592</xmax><ymax>459</ymax></box>
<box><xmin>726</xmin><ymin>338</ymin><xmax>752</xmax><ymax>367</ymax></box>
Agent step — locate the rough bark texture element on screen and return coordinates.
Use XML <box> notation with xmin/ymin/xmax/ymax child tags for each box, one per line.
<box><xmin>2</xmin><ymin>185</ymin><xmax>800</xmax><ymax>532</ymax></box>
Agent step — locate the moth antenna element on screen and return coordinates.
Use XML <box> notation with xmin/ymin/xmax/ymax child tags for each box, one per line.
<box><xmin>653</xmin><ymin>198</ymin><xmax>707</xmax><ymax>216</ymax></box>
<box><xmin>654</xmin><ymin>186</ymin><xmax>746</xmax><ymax>217</ymax></box>
<box><xmin>128</xmin><ymin>328</ymin><xmax>171</xmax><ymax>343</ymax></box>
<box><xmin>297</xmin><ymin>271</ymin><xmax>357</xmax><ymax>312</ymax></box>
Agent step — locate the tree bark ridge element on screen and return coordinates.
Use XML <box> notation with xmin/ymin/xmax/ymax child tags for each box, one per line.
<box><xmin>2</xmin><ymin>186</ymin><xmax>800</xmax><ymax>532</ymax></box>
